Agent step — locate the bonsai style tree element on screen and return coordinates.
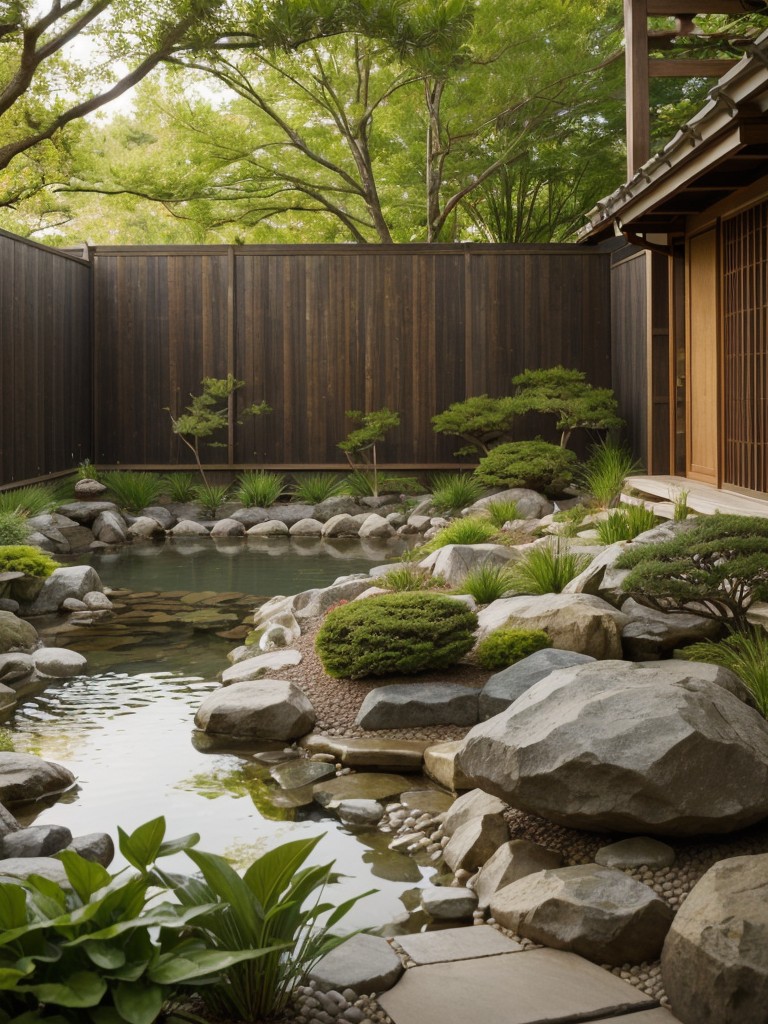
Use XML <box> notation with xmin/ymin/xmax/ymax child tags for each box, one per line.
<box><xmin>168</xmin><ymin>375</ymin><xmax>270</xmax><ymax>485</ymax></box>
<box><xmin>615</xmin><ymin>514</ymin><xmax>768</xmax><ymax>629</ymax></box>
<box><xmin>510</xmin><ymin>366</ymin><xmax>623</xmax><ymax>448</ymax></box>
<box><xmin>431</xmin><ymin>394</ymin><xmax>518</xmax><ymax>456</ymax></box>
<box><xmin>338</xmin><ymin>408</ymin><xmax>399</xmax><ymax>498</ymax></box>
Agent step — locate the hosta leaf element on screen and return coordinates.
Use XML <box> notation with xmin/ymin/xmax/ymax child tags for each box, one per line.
<box><xmin>18</xmin><ymin>970</ymin><xmax>107</xmax><ymax>1007</ymax></box>
<box><xmin>148</xmin><ymin>945</ymin><xmax>284</xmax><ymax>984</ymax></box>
<box><xmin>59</xmin><ymin>851</ymin><xmax>111</xmax><ymax>903</ymax></box>
<box><xmin>0</xmin><ymin>964</ymin><xmax>33</xmax><ymax>987</ymax></box>
<box><xmin>113</xmin><ymin>980</ymin><xmax>164</xmax><ymax>1024</ymax></box>
<box><xmin>156</xmin><ymin>832</ymin><xmax>199</xmax><ymax>858</ymax></box>
<box><xmin>0</xmin><ymin>884</ymin><xmax>28</xmax><ymax>930</ymax></box>
<box><xmin>118</xmin><ymin>818</ymin><xmax>166</xmax><ymax>873</ymax></box>
<box><xmin>81</xmin><ymin>940</ymin><xmax>127</xmax><ymax>970</ymax></box>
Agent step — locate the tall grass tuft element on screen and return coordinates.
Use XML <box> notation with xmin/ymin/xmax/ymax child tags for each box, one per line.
<box><xmin>342</xmin><ymin>470</ymin><xmax>422</xmax><ymax>498</ymax></box>
<box><xmin>484</xmin><ymin>498</ymin><xmax>520</xmax><ymax>529</ymax></box>
<box><xmin>458</xmin><ymin>561</ymin><xmax>515</xmax><ymax>604</ymax></box>
<box><xmin>421</xmin><ymin>516</ymin><xmax>499</xmax><ymax>553</ymax></box>
<box><xmin>429</xmin><ymin>472</ymin><xmax>485</xmax><ymax>514</ymax></box>
<box><xmin>506</xmin><ymin>540</ymin><xmax>592</xmax><ymax>594</ymax></box>
<box><xmin>164</xmin><ymin>471</ymin><xmax>197</xmax><ymax>503</ymax></box>
<box><xmin>578</xmin><ymin>439</ymin><xmax>642</xmax><ymax>508</ymax></box>
<box><xmin>193</xmin><ymin>482</ymin><xmax>231</xmax><ymax>517</ymax></box>
<box><xmin>380</xmin><ymin>565</ymin><xmax>440</xmax><ymax>591</ymax></box>
<box><xmin>0</xmin><ymin>511</ymin><xmax>30</xmax><ymax>545</ymax></box>
<box><xmin>236</xmin><ymin>471</ymin><xmax>286</xmax><ymax>508</ymax></box>
<box><xmin>595</xmin><ymin>503</ymin><xmax>658</xmax><ymax>544</ymax></box>
<box><xmin>102</xmin><ymin>471</ymin><xmax>164</xmax><ymax>513</ymax></box>
<box><xmin>292</xmin><ymin>473</ymin><xmax>345</xmax><ymax>504</ymax></box>
<box><xmin>0</xmin><ymin>484</ymin><xmax>59</xmax><ymax>517</ymax></box>
<box><xmin>673</xmin><ymin>488</ymin><xmax>692</xmax><ymax>521</ymax></box>
<box><xmin>681</xmin><ymin>627</ymin><xmax>768</xmax><ymax>717</ymax></box>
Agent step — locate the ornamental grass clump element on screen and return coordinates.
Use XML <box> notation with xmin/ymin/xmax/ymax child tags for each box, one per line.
<box><xmin>380</xmin><ymin>565</ymin><xmax>442</xmax><ymax>592</ymax></box>
<box><xmin>193</xmin><ymin>481</ymin><xmax>231</xmax><ymax>517</ymax></box>
<box><xmin>577</xmin><ymin>438</ymin><xmax>642</xmax><ymax>508</ymax></box>
<box><xmin>292</xmin><ymin>473</ymin><xmax>345</xmax><ymax>503</ymax></box>
<box><xmin>315</xmin><ymin>592</ymin><xmax>478</xmax><ymax>678</ymax></box>
<box><xmin>483</xmin><ymin>498</ymin><xmax>520</xmax><ymax>529</ymax></box>
<box><xmin>164</xmin><ymin>471</ymin><xmax>197</xmax><ymax>503</ymax></box>
<box><xmin>420</xmin><ymin>516</ymin><xmax>499</xmax><ymax>554</ymax></box>
<box><xmin>615</xmin><ymin>513</ymin><xmax>768</xmax><ymax>629</ymax></box>
<box><xmin>595</xmin><ymin>503</ymin><xmax>658</xmax><ymax>544</ymax></box>
<box><xmin>0</xmin><ymin>483</ymin><xmax>59</xmax><ymax>517</ymax></box>
<box><xmin>102</xmin><ymin>470</ymin><xmax>164</xmax><ymax>513</ymax></box>
<box><xmin>429</xmin><ymin>472</ymin><xmax>485</xmax><ymax>514</ymax></box>
<box><xmin>506</xmin><ymin>540</ymin><xmax>591</xmax><ymax>595</ymax></box>
<box><xmin>680</xmin><ymin>627</ymin><xmax>768</xmax><ymax>717</ymax></box>
<box><xmin>237</xmin><ymin>470</ymin><xmax>286</xmax><ymax>508</ymax></box>
<box><xmin>475</xmin><ymin>628</ymin><xmax>551</xmax><ymax>670</ymax></box>
<box><xmin>0</xmin><ymin>511</ymin><xmax>29</xmax><ymax>546</ymax></box>
<box><xmin>458</xmin><ymin>562</ymin><xmax>516</xmax><ymax>604</ymax></box>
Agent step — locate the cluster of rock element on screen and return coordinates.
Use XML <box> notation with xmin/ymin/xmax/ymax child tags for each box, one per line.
<box><xmin>0</xmin><ymin>751</ymin><xmax>114</xmax><ymax>882</ymax></box>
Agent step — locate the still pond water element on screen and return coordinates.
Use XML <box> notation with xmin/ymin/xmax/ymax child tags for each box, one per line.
<box><xmin>10</xmin><ymin>538</ymin><xmax>436</xmax><ymax>932</ymax></box>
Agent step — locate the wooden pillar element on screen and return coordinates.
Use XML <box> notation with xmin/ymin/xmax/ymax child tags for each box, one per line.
<box><xmin>626</xmin><ymin>0</ymin><xmax>651</xmax><ymax>178</ymax></box>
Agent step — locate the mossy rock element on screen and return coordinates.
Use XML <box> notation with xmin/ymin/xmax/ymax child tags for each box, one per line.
<box><xmin>0</xmin><ymin>611</ymin><xmax>39</xmax><ymax>654</ymax></box>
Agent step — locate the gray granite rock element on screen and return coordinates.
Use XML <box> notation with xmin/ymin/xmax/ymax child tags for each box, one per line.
<box><xmin>170</xmin><ymin>519</ymin><xmax>210</xmax><ymax>536</ymax></box>
<box><xmin>0</xmin><ymin>652</ymin><xmax>35</xmax><ymax>682</ymax></box>
<box><xmin>221</xmin><ymin>649</ymin><xmax>301</xmax><ymax>684</ymax></box>
<box><xmin>314</xmin><ymin>497</ymin><xmax>362</xmax><ymax>522</ymax></box>
<box><xmin>92</xmin><ymin>510</ymin><xmax>128</xmax><ymax>544</ymax></box>
<box><xmin>491</xmin><ymin>864</ymin><xmax>674</xmax><ymax>965</ymax></box>
<box><xmin>269</xmin><ymin>759</ymin><xmax>336</xmax><ymax>790</ymax></box>
<box><xmin>0</xmin><ymin>823</ymin><xmax>72</xmax><ymax>858</ymax></box>
<box><xmin>0</xmin><ymin>856</ymin><xmax>70</xmax><ymax>885</ymax></box>
<box><xmin>210</xmin><ymin>517</ymin><xmax>246</xmax><ymax>537</ymax></box>
<box><xmin>25</xmin><ymin>566</ymin><xmax>103</xmax><ymax>615</ymax></box>
<box><xmin>74</xmin><ymin>478</ymin><xmax>107</xmax><ymax>498</ymax></box>
<box><xmin>419</xmin><ymin>544</ymin><xmax>516</xmax><ymax>587</ymax></box>
<box><xmin>247</xmin><ymin>520</ymin><xmax>290</xmax><ymax>536</ymax></box>
<box><xmin>442</xmin><ymin>814</ymin><xmax>510</xmax><ymax>872</ymax></box>
<box><xmin>194</xmin><ymin>679</ymin><xmax>316</xmax><ymax>741</ymax></box>
<box><xmin>335</xmin><ymin>799</ymin><xmax>385</xmax><ymax>826</ymax></box>
<box><xmin>265</xmin><ymin>504</ymin><xmax>318</xmax><ymax>527</ymax></box>
<box><xmin>661</xmin><ymin>853</ymin><xmax>768</xmax><ymax>1024</ymax></box>
<box><xmin>57</xmin><ymin>501</ymin><xmax>119</xmax><ymax>525</ymax></box>
<box><xmin>229</xmin><ymin>507</ymin><xmax>270</xmax><ymax>527</ymax></box>
<box><xmin>479</xmin><ymin>648</ymin><xmax>595</xmax><ymax>719</ymax></box>
<box><xmin>621</xmin><ymin>597</ymin><xmax>723</xmax><ymax>660</ymax></box>
<box><xmin>66</xmin><ymin>831</ymin><xmax>115</xmax><ymax>867</ymax></box>
<box><xmin>309</xmin><ymin>933</ymin><xmax>403</xmax><ymax>994</ymax></box>
<box><xmin>0</xmin><ymin>611</ymin><xmax>39</xmax><ymax>653</ymax></box>
<box><xmin>312</xmin><ymin>773</ymin><xmax>412</xmax><ymax>807</ymax></box>
<box><xmin>289</xmin><ymin>518</ymin><xmax>323</xmax><ymax>536</ymax></box>
<box><xmin>442</xmin><ymin>788</ymin><xmax>508</xmax><ymax>837</ymax></box>
<box><xmin>421</xmin><ymin>886</ymin><xmax>478</xmax><ymax>920</ymax></box>
<box><xmin>127</xmin><ymin>515</ymin><xmax>166</xmax><ymax>539</ymax></box>
<box><xmin>358</xmin><ymin>514</ymin><xmax>395</xmax><ymax>539</ymax></box>
<box><xmin>475</xmin><ymin>840</ymin><xmax>564</xmax><ymax>909</ymax></box>
<box><xmin>321</xmin><ymin>513</ymin><xmax>360</xmax><ymax>538</ymax></box>
<box><xmin>356</xmin><ymin>683</ymin><xmax>479</xmax><ymax>730</ymax></box>
<box><xmin>32</xmin><ymin>647</ymin><xmax>87</xmax><ymax>678</ymax></box>
<box><xmin>0</xmin><ymin>753</ymin><xmax>76</xmax><ymax>806</ymax></box>
<box><xmin>470</xmin><ymin>489</ymin><xmax>553</xmax><ymax>520</ymax></box>
<box><xmin>142</xmin><ymin>505</ymin><xmax>175</xmax><ymax>529</ymax></box>
<box><xmin>595</xmin><ymin>837</ymin><xmax>675</xmax><ymax>870</ymax></box>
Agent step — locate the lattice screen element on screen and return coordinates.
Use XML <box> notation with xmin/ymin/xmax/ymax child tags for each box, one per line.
<box><xmin>722</xmin><ymin>202</ymin><xmax>768</xmax><ymax>495</ymax></box>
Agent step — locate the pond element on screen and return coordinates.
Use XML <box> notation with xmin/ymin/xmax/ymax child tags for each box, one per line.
<box><xmin>9</xmin><ymin>538</ymin><xmax>437</xmax><ymax>933</ymax></box>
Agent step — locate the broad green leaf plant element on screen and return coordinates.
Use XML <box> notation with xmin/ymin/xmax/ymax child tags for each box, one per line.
<box><xmin>0</xmin><ymin>818</ymin><xmax>369</xmax><ymax>1024</ymax></box>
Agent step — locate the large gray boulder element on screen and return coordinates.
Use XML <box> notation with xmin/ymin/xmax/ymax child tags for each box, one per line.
<box><xmin>442</xmin><ymin>814</ymin><xmax>509</xmax><ymax>872</ymax></box>
<box><xmin>221</xmin><ymin>649</ymin><xmax>301</xmax><ymax>685</ymax></box>
<box><xmin>194</xmin><ymin>679</ymin><xmax>315</xmax><ymax>741</ymax></box>
<box><xmin>479</xmin><ymin>648</ymin><xmax>594</xmax><ymax>719</ymax></box>
<box><xmin>490</xmin><ymin>864</ymin><xmax>673</xmax><ymax>966</ymax></box>
<box><xmin>442</xmin><ymin>788</ymin><xmax>508</xmax><ymax>837</ymax></box>
<box><xmin>321</xmin><ymin>513</ymin><xmax>360</xmax><ymax>538</ymax></box>
<box><xmin>475</xmin><ymin>840</ymin><xmax>564</xmax><ymax>909</ymax></box>
<box><xmin>356</xmin><ymin>683</ymin><xmax>479</xmax><ymax>730</ymax></box>
<box><xmin>92</xmin><ymin>510</ymin><xmax>128</xmax><ymax>544</ymax></box>
<box><xmin>0</xmin><ymin>823</ymin><xmax>72</xmax><ymax>858</ymax></box>
<box><xmin>470</xmin><ymin>489</ymin><xmax>553</xmax><ymax>520</ymax></box>
<box><xmin>419</xmin><ymin>544</ymin><xmax>517</xmax><ymax>588</ymax></box>
<box><xmin>476</xmin><ymin>594</ymin><xmax>627</xmax><ymax>659</ymax></box>
<box><xmin>358</xmin><ymin>513</ymin><xmax>395</xmax><ymax>539</ymax></box>
<box><xmin>661</xmin><ymin>853</ymin><xmax>768</xmax><ymax>1024</ymax></box>
<box><xmin>127</xmin><ymin>516</ymin><xmax>166</xmax><ymax>539</ymax></box>
<box><xmin>620</xmin><ymin>598</ymin><xmax>722</xmax><ymax>660</ymax></box>
<box><xmin>0</xmin><ymin>753</ymin><xmax>76</xmax><ymax>806</ymax></box>
<box><xmin>32</xmin><ymin>648</ymin><xmax>87</xmax><ymax>679</ymax></box>
<box><xmin>25</xmin><ymin>566</ymin><xmax>103</xmax><ymax>615</ymax></box>
<box><xmin>459</xmin><ymin>659</ymin><xmax>768</xmax><ymax>836</ymax></box>
<box><xmin>257</xmin><ymin>578</ymin><xmax>375</xmax><ymax>623</ymax></box>
<box><xmin>0</xmin><ymin>611</ymin><xmax>39</xmax><ymax>654</ymax></box>
<box><xmin>562</xmin><ymin>541</ymin><xmax>630</xmax><ymax>605</ymax></box>
<box><xmin>0</xmin><ymin>653</ymin><xmax>34</xmax><ymax>683</ymax></box>
<box><xmin>57</xmin><ymin>501</ymin><xmax>118</xmax><ymax>525</ymax></box>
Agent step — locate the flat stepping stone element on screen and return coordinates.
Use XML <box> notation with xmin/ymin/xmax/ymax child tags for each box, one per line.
<box><xmin>378</xmin><ymin>949</ymin><xmax>657</xmax><ymax>1024</ymax></box>
<box><xmin>180</xmin><ymin>591</ymin><xmax>224</xmax><ymax>604</ymax></box>
<box><xmin>401</xmin><ymin>789</ymin><xmax>455</xmax><ymax>814</ymax></box>
<box><xmin>421</xmin><ymin>886</ymin><xmax>477</xmax><ymax>920</ymax></box>
<box><xmin>250</xmin><ymin>750</ymin><xmax>301</xmax><ymax>767</ymax></box>
<box><xmin>221</xmin><ymin>649</ymin><xmax>302</xmax><ymax>684</ymax></box>
<box><xmin>395</xmin><ymin>926</ymin><xmax>522</xmax><ymax>965</ymax></box>
<box><xmin>269</xmin><ymin>759</ymin><xmax>336</xmax><ymax>790</ymax></box>
<box><xmin>300</xmin><ymin>735</ymin><xmax>430</xmax><ymax>770</ymax></box>
<box><xmin>309</xmin><ymin>933</ymin><xmax>403</xmax><ymax>995</ymax></box>
<box><xmin>313</xmin><ymin>773</ymin><xmax>414</xmax><ymax>807</ymax></box>
<box><xmin>356</xmin><ymin>683</ymin><xmax>479</xmax><ymax>730</ymax></box>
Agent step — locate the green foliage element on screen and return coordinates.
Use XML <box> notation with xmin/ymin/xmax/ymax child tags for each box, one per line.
<box><xmin>673</xmin><ymin>488</ymin><xmax>692</xmax><ymax>521</ymax></box>
<box><xmin>292</xmin><ymin>473</ymin><xmax>345</xmax><ymax>503</ymax></box>
<box><xmin>380</xmin><ymin>565</ymin><xmax>442</xmax><ymax>592</ymax></box>
<box><xmin>551</xmin><ymin>503</ymin><xmax>590</xmax><ymax>536</ymax></box>
<box><xmin>0</xmin><ymin>816</ymin><xmax>269</xmax><ymax>1024</ymax></box>
<box><xmin>510</xmin><ymin>366</ymin><xmax>624</xmax><ymax>448</ymax></box>
<box><xmin>429</xmin><ymin>472</ymin><xmax>485</xmax><ymax>514</ymax></box>
<box><xmin>680</xmin><ymin>627</ymin><xmax>768</xmax><ymax>717</ymax></box>
<box><xmin>169</xmin><ymin>376</ymin><xmax>270</xmax><ymax>486</ymax></box>
<box><xmin>163</xmin><ymin>471</ymin><xmax>197</xmax><ymax>503</ymax></box>
<box><xmin>616</xmin><ymin>514</ymin><xmax>768</xmax><ymax>628</ymax></box>
<box><xmin>458</xmin><ymin>562</ymin><xmax>515</xmax><ymax>604</ymax></box>
<box><xmin>0</xmin><ymin>485</ymin><xmax>59</xmax><ymax>517</ymax></box>
<box><xmin>166</xmin><ymin>835</ymin><xmax>373</xmax><ymax>1021</ymax></box>
<box><xmin>0</xmin><ymin>546</ymin><xmax>59</xmax><ymax>578</ymax></box>
<box><xmin>102</xmin><ymin>471</ymin><xmax>164</xmax><ymax>514</ymax></box>
<box><xmin>431</xmin><ymin>395</ymin><xmax>518</xmax><ymax>456</ymax></box>
<box><xmin>0</xmin><ymin>511</ymin><xmax>30</xmax><ymax>546</ymax></box>
<box><xmin>341</xmin><ymin>470</ymin><xmax>420</xmax><ymax>498</ymax></box>
<box><xmin>577</xmin><ymin>439</ymin><xmax>642</xmax><ymax>508</ymax></box>
<box><xmin>420</xmin><ymin>516</ymin><xmax>499</xmax><ymax>553</ymax></box>
<box><xmin>236</xmin><ymin>471</ymin><xmax>286</xmax><ymax>508</ymax></box>
<box><xmin>474</xmin><ymin>440</ymin><xmax>578</xmax><ymax>496</ymax></box>
<box><xmin>483</xmin><ymin>499</ymin><xmax>520</xmax><ymax>529</ymax></box>
<box><xmin>338</xmin><ymin>408</ymin><xmax>400</xmax><ymax>498</ymax></box>
<box><xmin>192</xmin><ymin>482</ymin><xmax>231</xmax><ymax>518</ymax></box>
<box><xmin>595</xmin><ymin>503</ymin><xmax>659</xmax><ymax>544</ymax></box>
<box><xmin>315</xmin><ymin>592</ymin><xmax>478</xmax><ymax>678</ymax></box>
<box><xmin>506</xmin><ymin>541</ymin><xmax>591</xmax><ymax>595</ymax></box>
<box><xmin>75</xmin><ymin>459</ymin><xmax>101</xmax><ymax>482</ymax></box>
<box><xmin>0</xmin><ymin>728</ymin><xmax>14</xmax><ymax>752</ymax></box>
<box><xmin>475</xmin><ymin>628</ymin><xmax>551</xmax><ymax>670</ymax></box>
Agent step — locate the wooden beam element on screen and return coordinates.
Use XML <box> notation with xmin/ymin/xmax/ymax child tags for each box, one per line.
<box><xmin>626</xmin><ymin>0</ymin><xmax>651</xmax><ymax>176</ymax></box>
<box><xmin>649</xmin><ymin>58</ymin><xmax>740</xmax><ymax>76</ymax></box>
<box><xmin>647</xmin><ymin>1</ymin><xmax>766</xmax><ymax>13</ymax></box>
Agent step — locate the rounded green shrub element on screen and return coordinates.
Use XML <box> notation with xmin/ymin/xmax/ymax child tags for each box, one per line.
<box><xmin>474</xmin><ymin>440</ymin><xmax>578</xmax><ymax>496</ymax></box>
<box><xmin>475</xmin><ymin>628</ymin><xmax>551</xmax><ymax>670</ymax></box>
<box><xmin>0</xmin><ymin>545</ymin><xmax>60</xmax><ymax>578</ymax></box>
<box><xmin>315</xmin><ymin>592</ymin><xmax>478</xmax><ymax>679</ymax></box>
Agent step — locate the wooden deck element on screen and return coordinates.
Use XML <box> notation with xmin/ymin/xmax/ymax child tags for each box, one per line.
<box><xmin>625</xmin><ymin>474</ymin><xmax>768</xmax><ymax>518</ymax></box>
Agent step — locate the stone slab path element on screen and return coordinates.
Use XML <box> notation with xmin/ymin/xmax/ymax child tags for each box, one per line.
<box><xmin>380</xmin><ymin>927</ymin><xmax>680</xmax><ymax>1024</ymax></box>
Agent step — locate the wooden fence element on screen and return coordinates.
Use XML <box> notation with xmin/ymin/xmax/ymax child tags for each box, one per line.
<box><xmin>0</xmin><ymin>230</ymin><xmax>91</xmax><ymax>484</ymax></box>
<box><xmin>89</xmin><ymin>243</ymin><xmax>612</xmax><ymax>470</ymax></box>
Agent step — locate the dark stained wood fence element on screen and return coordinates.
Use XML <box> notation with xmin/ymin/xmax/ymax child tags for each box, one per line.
<box><xmin>90</xmin><ymin>243</ymin><xmax>612</xmax><ymax>469</ymax></box>
<box><xmin>0</xmin><ymin>230</ymin><xmax>91</xmax><ymax>484</ymax></box>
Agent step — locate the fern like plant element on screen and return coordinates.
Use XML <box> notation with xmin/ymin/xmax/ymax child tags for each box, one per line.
<box><xmin>506</xmin><ymin>541</ymin><xmax>591</xmax><ymax>594</ymax></box>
